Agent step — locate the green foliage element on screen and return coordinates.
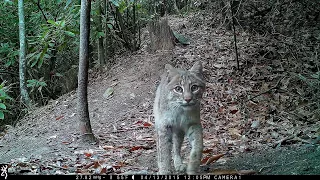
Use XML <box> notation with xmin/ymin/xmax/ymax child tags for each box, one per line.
<box><xmin>0</xmin><ymin>0</ymin><xmax>152</xmax><ymax>123</ymax></box>
<box><xmin>0</xmin><ymin>82</ymin><xmax>13</xmax><ymax>120</ymax></box>
<box><xmin>27</xmin><ymin>1</ymin><xmax>80</xmax><ymax>69</ymax></box>
<box><xmin>27</xmin><ymin>78</ymin><xmax>47</xmax><ymax>93</ymax></box>
<box><xmin>0</xmin><ymin>43</ymin><xmax>19</xmax><ymax>67</ymax></box>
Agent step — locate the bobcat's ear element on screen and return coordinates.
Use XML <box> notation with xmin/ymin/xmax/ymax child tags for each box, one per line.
<box><xmin>189</xmin><ymin>61</ymin><xmax>203</xmax><ymax>75</ymax></box>
<box><xmin>165</xmin><ymin>64</ymin><xmax>174</xmax><ymax>71</ymax></box>
<box><xmin>164</xmin><ymin>64</ymin><xmax>176</xmax><ymax>83</ymax></box>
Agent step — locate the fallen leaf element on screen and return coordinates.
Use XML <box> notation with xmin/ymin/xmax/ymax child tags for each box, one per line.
<box><xmin>134</xmin><ymin>120</ymin><xmax>143</xmax><ymax>124</ymax></box>
<box><xmin>56</xmin><ymin>116</ymin><xmax>64</xmax><ymax>121</ymax></box>
<box><xmin>228</xmin><ymin>128</ymin><xmax>242</xmax><ymax>137</ymax></box>
<box><xmin>100</xmin><ymin>167</ymin><xmax>107</xmax><ymax>174</ymax></box>
<box><xmin>204</xmin><ymin>153</ymin><xmax>225</xmax><ymax>165</ymax></box>
<box><xmin>83</xmin><ymin>162</ymin><xmax>95</xmax><ymax>169</ymax></box>
<box><xmin>110</xmin><ymin>82</ymin><xmax>119</xmax><ymax>87</ymax></box>
<box><xmin>213</xmin><ymin>64</ymin><xmax>224</xmax><ymax>69</ymax></box>
<box><xmin>143</xmin><ymin>122</ymin><xmax>152</xmax><ymax>127</ymax></box>
<box><xmin>84</xmin><ymin>152</ymin><xmax>92</xmax><ymax>158</ymax></box>
<box><xmin>62</xmin><ymin>141</ymin><xmax>72</xmax><ymax>145</ymax></box>
<box><xmin>130</xmin><ymin>146</ymin><xmax>144</xmax><ymax>151</ymax></box>
<box><xmin>202</xmin><ymin>148</ymin><xmax>213</xmax><ymax>154</ymax></box>
<box><xmin>48</xmin><ymin>135</ymin><xmax>57</xmax><ymax>139</ymax></box>
<box><xmin>230</xmin><ymin>109</ymin><xmax>238</xmax><ymax>114</ymax></box>
<box><xmin>129</xmin><ymin>146</ymin><xmax>152</xmax><ymax>152</ymax></box>
<box><xmin>113</xmin><ymin>162</ymin><xmax>125</xmax><ymax>168</ymax></box>
<box><xmin>251</xmin><ymin>120</ymin><xmax>260</xmax><ymax>129</ymax></box>
<box><xmin>229</xmin><ymin>105</ymin><xmax>238</xmax><ymax>114</ymax></box>
<box><xmin>210</xmin><ymin>169</ymin><xmax>238</xmax><ymax>175</ymax></box>
<box><xmin>69</xmin><ymin>113</ymin><xmax>76</xmax><ymax>118</ymax></box>
<box><xmin>134</xmin><ymin>120</ymin><xmax>153</xmax><ymax>127</ymax></box>
<box><xmin>93</xmin><ymin>161</ymin><xmax>104</xmax><ymax>168</ymax></box>
<box><xmin>102</xmin><ymin>145</ymin><xmax>115</xmax><ymax>150</ymax></box>
<box><xmin>238</xmin><ymin>169</ymin><xmax>256</xmax><ymax>175</ymax></box>
<box><xmin>201</xmin><ymin>156</ymin><xmax>210</xmax><ymax>165</ymax></box>
<box><xmin>103</xmin><ymin>87</ymin><xmax>114</xmax><ymax>99</ymax></box>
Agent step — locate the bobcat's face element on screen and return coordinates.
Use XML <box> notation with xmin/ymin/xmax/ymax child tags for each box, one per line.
<box><xmin>165</xmin><ymin>62</ymin><xmax>205</xmax><ymax>109</ymax></box>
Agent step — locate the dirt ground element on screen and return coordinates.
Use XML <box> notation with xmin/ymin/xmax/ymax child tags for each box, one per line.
<box><xmin>0</xmin><ymin>12</ymin><xmax>319</xmax><ymax>175</ymax></box>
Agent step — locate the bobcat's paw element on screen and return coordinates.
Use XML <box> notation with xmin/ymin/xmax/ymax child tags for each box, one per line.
<box><xmin>157</xmin><ymin>170</ymin><xmax>171</xmax><ymax>175</ymax></box>
<box><xmin>174</xmin><ymin>163</ymin><xmax>187</xmax><ymax>174</ymax></box>
<box><xmin>186</xmin><ymin>164</ymin><xmax>200</xmax><ymax>175</ymax></box>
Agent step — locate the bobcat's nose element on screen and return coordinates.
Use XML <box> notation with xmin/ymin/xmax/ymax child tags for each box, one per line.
<box><xmin>184</xmin><ymin>97</ymin><xmax>192</xmax><ymax>103</ymax></box>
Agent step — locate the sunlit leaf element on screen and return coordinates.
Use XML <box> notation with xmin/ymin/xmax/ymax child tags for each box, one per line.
<box><xmin>0</xmin><ymin>103</ymin><xmax>6</xmax><ymax>110</ymax></box>
<box><xmin>107</xmin><ymin>24</ymin><xmax>113</xmax><ymax>29</ymax></box>
<box><xmin>65</xmin><ymin>31</ymin><xmax>75</xmax><ymax>37</ymax></box>
<box><xmin>311</xmin><ymin>72</ymin><xmax>320</xmax><ymax>79</ymax></box>
<box><xmin>54</xmin><ymin>73</ymin><xmax>63</xmax><ymax>77</ymax></box>
<box><xmin>0</xmin><ymin>111</ymin><xmax>4</xmax><ymax>119</ymax></box>
<box><xmin>110</xmin><ymin>0</ymin><xmax>120</xmax><ymax>7</ymax></box>
<box><xmin>65</xmin><ymin>0</ymin><xmax>72</xmax><ymax>9</ymax></box>
<box><xmin>60</xmin><ymin>20</ymin><xmax>66</xmax><ymax>28</ymax></box>
<box><xmin>97</xmin><ymin>31</ymin><xmax>105</xmax><ymax>38</ymax></box>
<box><xmin>47</xmin><ymin>19</ymin><xmax>57</xmax><ymax>26</ymax></box>
<box><xmin>103</xmin><ymin>87</ymin><xmax>114</xmax><ymax>99</ymax></box>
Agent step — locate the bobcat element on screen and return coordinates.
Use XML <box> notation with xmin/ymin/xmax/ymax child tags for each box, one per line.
<box><xmin>153</xmin><ymin>61</ymin><xmax>206</xmax><ymax>175</ymax></box>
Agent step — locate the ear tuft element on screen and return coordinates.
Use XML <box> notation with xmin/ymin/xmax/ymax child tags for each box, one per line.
<box><xmin>189</xmin><ymin>61</ymin><xmax>203</xmax><ymax>74</ymax></box>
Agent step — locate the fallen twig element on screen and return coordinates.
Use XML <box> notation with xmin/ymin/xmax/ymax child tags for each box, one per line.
<box><xmin>273</xmin><ymin>132</ymin><xmax>313</xmax><ymax>148</ymax></box>
<box><xmin>247</xmin><ymin>75</ymin><xmax>285</xmax><ymax>101</ymax></box>
<box><xmin>47</xmin><ymin>164</ymin><xmax>68</xmax><ymax>170</ymax></box>
<box><xmin>273</xmin><ymin>134</ymin><xmax>296</xmax><ymax>148</ymax></box>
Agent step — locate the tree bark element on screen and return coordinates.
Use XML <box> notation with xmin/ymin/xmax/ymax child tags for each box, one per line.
<box><xmin>97</xmin><ymin>0</ymin><xmax>105</xmax><ymax>67</ymax></box>
<box><xmin>18</xmin><ymin>0</ymin><xmax>31</xmax><ymax>107</ymax></box>
<box><xmin>78</xmin><ymin>0</ymin><xmax>97</xmax><ymax>143</ymax></box>
<box><xmin>148</xmin><ymin>18</ymin><xmax>175</xmax><ymax>52</ymax></box>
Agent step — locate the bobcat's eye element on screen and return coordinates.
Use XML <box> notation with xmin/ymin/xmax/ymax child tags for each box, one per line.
<box><xmin>174</xmin><ymin>86</ymin><xmax>183</xmax><ymax>93</ymax></box>
<box><xmin>191</xmin><ymin>85</ymin><xmax>199</xmax><ymax>92</ymax></box>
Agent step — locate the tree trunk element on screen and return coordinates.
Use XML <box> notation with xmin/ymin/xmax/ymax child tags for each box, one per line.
<box><xmin>148</xmin><ymin>17</ymin><xmax>175</xmax><ymax>52</ymax></box>
<box><xmin>18</xmin><ymin>0</ymin><xmax>31</xmax><ymax>107</ymax></box>
<box><xmin>103</xmin><ymin>0</ymin><xmax>109</xmax><ymax>66</ymax></box>
<box><xmin>78</xmin><ymin>0</ymin><xmax>97</xmax><ymax>143</ymax></box>
<box><xmin>160</xmin><ymin>0</ymin><xmax>167</xmax><ymax>16</ymax></box>
<box><xmin>133</xmin><ymin>0</ymin><xmax>139</xmax><ymax>50</ymax></box>
<box><xmin>97</xmin><ymin>0</ymin><xmax>105</xmax><ymax>67</ymax></box>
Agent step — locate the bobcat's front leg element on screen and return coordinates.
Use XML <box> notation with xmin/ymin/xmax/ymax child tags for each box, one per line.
<box><xmin>157</xmin><ymin>125</ymin><xmax>173</xmax><ymax>175</ymax></box>
<box><xmin>186</xmin><ymin>124</ymin><xmax>203</xmax><ymax>175</ymax></box>
<box><xmin>173</xmin><ymin>130</ymin><xmax>187</xmax><ymax>173</ymax></box>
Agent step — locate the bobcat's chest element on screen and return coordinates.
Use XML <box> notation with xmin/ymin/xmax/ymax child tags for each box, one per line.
<box><xmin>171</xmin><ymin>108</ymin><xmax>200</xmax><ymax>132</ymax></box>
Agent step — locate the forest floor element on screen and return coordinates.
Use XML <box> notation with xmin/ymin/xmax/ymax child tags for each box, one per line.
<box><xmin>0</xmin><ymin>12</ymin><xmax>320</xmax><ymax>176</ymax></box>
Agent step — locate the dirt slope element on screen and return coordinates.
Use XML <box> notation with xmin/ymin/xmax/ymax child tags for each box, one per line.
<box><xmin>0</xmin><ymin>13</ymin><xmax>319</xmax><ymax>175</ymax></box>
